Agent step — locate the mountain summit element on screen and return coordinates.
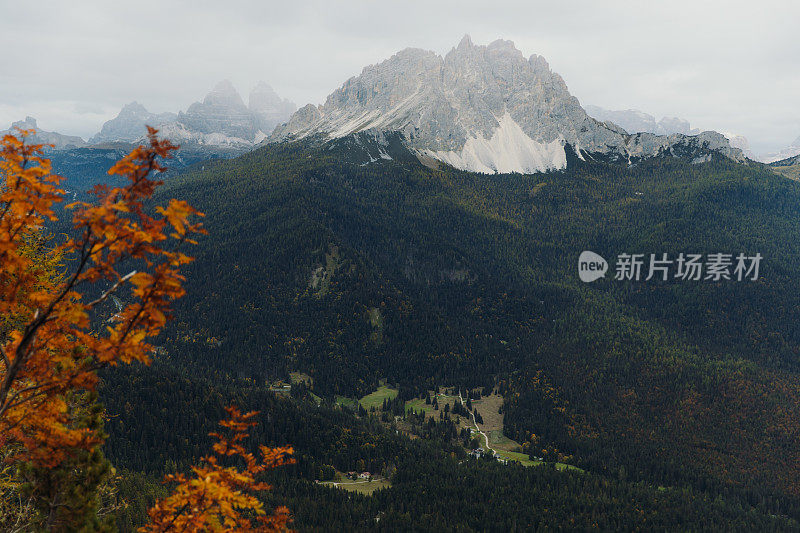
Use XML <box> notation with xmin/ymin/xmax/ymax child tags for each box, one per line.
<box><xmin>93</xmin><ymin>81</ymin><xmax>296</xmax><ymax>146</ymax></box>
<box><xmin>271</xmin><ymin>36</ymin><xmax>743</xmax><ymax>174</ymax></box>
<box><xmin>177</xmin><ymin>80</ymin><xmax>255</xmax><ymax>141</ymax></box>
<box><xmin>91</xmin><ymin>102</ymin><xmax>177</xmax><ymax>144</ymax></box>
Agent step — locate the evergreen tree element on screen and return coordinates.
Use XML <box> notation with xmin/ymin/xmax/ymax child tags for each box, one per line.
<box><xmin>17</xmin><ymin>393</ymin><xmax>116</xmax><ymax>532</ymax></box>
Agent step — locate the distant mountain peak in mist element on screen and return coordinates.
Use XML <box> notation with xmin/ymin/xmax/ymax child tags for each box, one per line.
<box><xmin>92</xmin><ymin>81</ymin><xmax>296</xmax><ymax>146</ymax></box>
<box><xmin>2</xmin><ymin>116</ymin><xmax>88</xmax><ymax>150</ymax></box>
<box><xmin>270</xmin><ymin>35</ymin><xmax>744</xmax><ymax>174</ymax></box>
<box><xmin>249</xmin><ymin>81</ymin><xmax>297</xmax><ymax>135</ymax></box>
<box><xmin>583</xmin><ymin>106</ymin><xmax>765</xmax><ymax>161</ymax></box>
<box><xmin>584</xmin><ymin>106</ymin><xmax>700</xmax><ymax>136</ymax></box>
<box><xmin>91</xmin><ymin>103</ymin><xmax>177</xmax><ymax>144</ymax></box>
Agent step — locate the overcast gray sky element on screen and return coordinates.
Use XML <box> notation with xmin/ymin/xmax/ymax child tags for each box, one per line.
<box><xmin>1</xmin><ymin>0</ymin><xmax>798</xmax><ymax>154</ymax></box>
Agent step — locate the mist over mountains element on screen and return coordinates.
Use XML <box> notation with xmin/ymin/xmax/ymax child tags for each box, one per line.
<box><xmin>92</xmin><ymin>80</ymin><xmax>296</xmax><ymax>147</ymax></box>
<box><xmin>4</xmin><ymin>36</ymin><xmax>797</xmax><ymax>169</ymax></box>
<box><xmin>89</xmin><ymin>102</ymin><xmax>177</xmax><ymax>144</ymax></box>
<box><xmin>762</xmin><ymin>136</ymin><xmax>800</xmax><ymax>164</ymax></box>
<box><xmin>583</xmin><ymin>105</ymin><xmax>765</xmax><ymax>161</ymax></box>
<box><xmin>2</xmin><ymin>81</ymin><xmax>297</xmax><ymax>151</ymax></box>
<box><xmin>584</xmin><ymin>106</ymin><xmax>700</xmax><ymax>137</ymax></box>
<box><xmin>0</xmin><ymin>82</ymin><xmax>298</xmax><ymax>194</ymax></box>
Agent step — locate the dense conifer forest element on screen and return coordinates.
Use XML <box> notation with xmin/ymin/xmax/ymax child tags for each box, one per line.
<box><xmin>82</xmin><ymin>140</ymin><xmax>800</xmax><ymax>529</ymax></box>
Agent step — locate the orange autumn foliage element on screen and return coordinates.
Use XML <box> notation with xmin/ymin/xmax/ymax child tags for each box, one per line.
<box><xmin>0</xmin><ymin>127</ymin><xmax>202</xmax><ymax>468</ymax></box>
<box><xmin>0</xmin><ymin>128</ymin><xmax>294</xmax><ymax>530</ymax></box>
<box><xmin>141</xmin><ymin>407</ymin><xmax>295</xmax><ymax>532</ymax></box>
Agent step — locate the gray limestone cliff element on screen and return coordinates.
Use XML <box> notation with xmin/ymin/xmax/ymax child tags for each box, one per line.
<box><xmin>271</xmin><ymin>35</ymin><xmax>744</xmax><ymax>174</ymax></box>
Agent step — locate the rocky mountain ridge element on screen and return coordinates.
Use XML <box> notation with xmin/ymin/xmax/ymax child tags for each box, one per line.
<box><xmin>584</xmin><ymin>105</ymin><xmax>700</xmax><ymax>136</ymax></box>
<box><xmin>585</xmin><ymin>105</ymin><xmax>762</xmax><ymax>161</ymax></box>
<box><xmin>270</xmin><ymin>36</ymin><xmax>745</xmax><ymax>174</ymax></box>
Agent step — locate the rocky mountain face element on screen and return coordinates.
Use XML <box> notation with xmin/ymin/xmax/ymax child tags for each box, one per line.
<box><xmin>90</xmin><ymin>102</ymin><xmax>177</xmax><ymax>144</ymax></box>
<box><xmin>2</xmin><ymin>117</ymin><xmax>87</xmax><ymax>150</ymax></box>
<box><xmin>93</xmin><ymin>81</ymin><xmax>296</xmax><ymax>147</ymax></box>
<box><xmin>584</xmin><ymin>105</ymin><xmax>700</xmax><ymax>136</ymax></box>
<box><xmin>271</xmin><ymin>36</ymin><xmax>744</xmax><ymax>174</ymax></box>
<box><xmin>584</xmin><ymin>106</ymin><xmax>760</xmax><ymax>161</ymax></box>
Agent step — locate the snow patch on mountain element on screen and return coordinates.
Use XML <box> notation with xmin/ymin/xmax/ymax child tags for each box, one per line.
<box><xmin>148</xmin><ymin>121</ymin><xmax>253</xmax><ymax>146</ymax></box>
<box><xmin>423</xmin><ymin>113</ymin><xmax>566</xmax><ymax>174</ymax></box>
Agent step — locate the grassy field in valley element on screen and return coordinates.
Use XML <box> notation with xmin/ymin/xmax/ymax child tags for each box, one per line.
<box><xmin>359</xmin><ymin>385</ymin><xmax>398</xmax><ymax>410</ymax></box>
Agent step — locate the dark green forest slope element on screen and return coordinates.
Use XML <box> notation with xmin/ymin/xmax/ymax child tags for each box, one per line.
<box><xmin>97</xmin><ymin>139</ymin><xmax>800</xmax><ymax>529</ymax></box>
<box><xmin>101</xmin><ymin>364</ymin><xmax>796</xmax><ymax>532</ymax></box>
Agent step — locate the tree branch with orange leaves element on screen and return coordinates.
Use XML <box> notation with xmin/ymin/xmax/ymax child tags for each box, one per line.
<box><xmin>1</xmin><ymin>127</ymin><xmax>294</xmax><ymax>531</ymax></box>
<box><xmin>141</xmin><ymin>406</ymin><xmax>295</xmax><ymax>532</ymax></box>
<box><xmin>0</xmin><ymin>126</ymin><xmax>203</xmax><ymax>468</ymax></box>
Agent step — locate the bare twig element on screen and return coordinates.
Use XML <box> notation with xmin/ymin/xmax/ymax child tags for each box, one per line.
<box><xmin>86</xmin><ymin>270</ymin><xmax>137</xmax><ymax>308</ymax></box>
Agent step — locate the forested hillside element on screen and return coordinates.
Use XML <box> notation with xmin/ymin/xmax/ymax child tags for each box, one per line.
<box><xmin>101</xmin><ymin>363</ymin><xmax>798</xmax><ymax>532</ymax></box>
<box><xmin>97</xmin><ymin>139</ymin><xmax>800</xmax><ymax>528</ymax></box>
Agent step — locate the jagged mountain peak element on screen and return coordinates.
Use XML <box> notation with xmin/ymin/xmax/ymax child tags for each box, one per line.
<box><xmin>271</xmin><ymin>36</ymin><xmax>744</xmax><ymax>174</ymax></box>
<box><xmin>487</xmin><ymin>38</ymin><xmax>522</xmax><ymax>54</ymax></box>
<box><xmin>115</xmin><ymin>101</ymin><xmax>157</xmax><ymax>120</ymax></box>
<box><xmin>93</xmin><ymin>80</ymin><xmax>295</xmax><ymax>146</ymax></box>
<box><xmin>248</xmin><ymin>81</ymin><xmax>297</xmax><ymax>136</ymax></box>
<box><xmin>457</xmin><ymin>33</ymin><xmax>473</xmax><ymax>49</ymax></box>
<box><xmin>451</xmin><ymin>34</ymin><xmax>520</xmax><ymax>55</ymax></box>
<box><xmin>91</xmin><ymin>102</ymin><xmax>177</xmax><ymax>144</ymax></box>
<box><xmin>585</xmin><ymin>105</ymin><xmax>701</xmax><ymax>137</ymax></box>
<box><xmin>249</xmin><ymin>81</ymin><xmax>290</xmax><ymax>106</ymax></box>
